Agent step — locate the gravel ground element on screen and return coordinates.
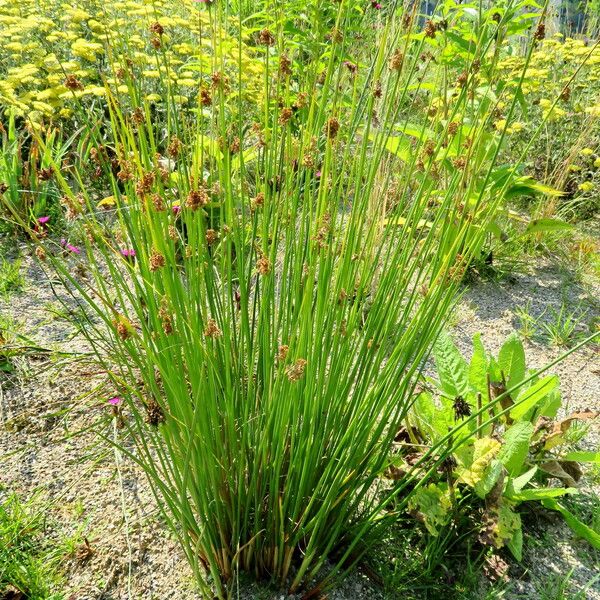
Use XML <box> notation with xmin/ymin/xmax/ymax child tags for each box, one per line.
<box><xmin>0</xmin><ymin>250</ymin><xmax>598</xmax><ymax>599</ymax></box>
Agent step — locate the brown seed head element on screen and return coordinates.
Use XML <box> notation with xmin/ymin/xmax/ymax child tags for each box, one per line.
<box><xmin>258</xmin><ymin>28</ymin><xmax>275</xmax><ymax>46</ymax></box>
<box><xmin>286</xmin><ymin>358</ymin><xmax>307</xmax><ymax>381</ymax></box>
<box><xmin>294</xmin><ymin>92</ymin><xmax>309</xmax><ymax>110</ymax></box>
<box><xmin>204</xmin><ymin>318</ymin><xmax>222</xmax><ymax>338</ymax></box>
<box><xmin>251</xmin><ymin>192</ymin><xmax>265</xmax><ymax>210</ymax></box>
<box><xmin>158</xmin><ymin>301</ymin><xmax>173</xmax><ymax>335</ymax></box>
<box><xmin>424</xmin><ymin>19</ymin><xmax>436</xmax><ymax>38</ymax></box>
<box><xmin>114</xmin><ymin>317</ymin><xmax>132</xmax><ymax>340</ymax></box>
<box><xmin>229</xmin><ymin>136</ymin><xmax>241</xmax><ymax>154</ymax></box>
<box><xmin>186</xmin><ymin>187</ymin><xmax>209</xmax><ymax>210</ymax></box>
<box><xmin>324</xmin><ymin>117</ymin><xmax>340</xmax><ymax>140</ymax></box>
<box><xmin>149</xmin><ymin>21</ymin><xmax>164</xmax><ymax>35</ymax></box>
<box><xmin>256</xmin><ymin>255</ymin><xmax>271</xmax><ymax>276</ymax></box>
<box><xmin>277</xmin><ymin>345</ymin><xmax>289</xmax><ymax>362</ymax></box>
<box><xmin>35</xmin><ymin>246</ymin><xmax>46</xmax><ymax>261</ymax></box>
<box><xmin>152</xmin><ymin>193</ymin><xmax>165</xmax><ymax>211</ymax></box>
<box><xmin>329</xmin><ymin>27</ymin><xmax>343</xmax><ymax>43</ymax></box>
<box><xmin>38</xmin><ymin>166</ymin><xmax>54</xmax><ymax>181</ymax></box>
<box><xmin>131</xmin><ymin>107</ymin><xmax>144</xmax><ymax>125</ymax></box>
<box><xmin>145</xmin><ymin>399</ymin><xmax>166</xmax><ymax>426</ymax></box>
<box><xmin>206</xmin><ymin>228</ymin><xmax>218</xmax><ymax>245</ymax></box>
<box><xmin>452</xmin><ymin>156</ymin><xmax>467</xmax><ymax>170</ymax></box>
<box><xmin>149</xmin><ymin>250</ymin><xmax>166</xmax><ymax>271</ymax></box>
<box><xmin>389</xmin><ymin>49</ymin><xmax>404</xmax><ymax>71</ymax></box>
<box><xmin>64</xmin><ymin>75</ymin><xmax>84</xmax><ymax>90</ymax></box>
<box><xmin>534</xmin><ymin>21</ymin><xmax>545</xmax><ymax>41</ymax></box>
<box><xmin>167</xmin><ymin>136</ymin><xmax>182</xmax><ymax>158</ymax></box>
<box><xmin>424</xmin><ymin>139</ymin><xmax>436</xmax><ymax>157</ymax></box>
<box><xmin>199</xmin><ymin>86</ymin><xmax>212</xmax><ymax>106</ymax></box>
<box><xmin>279</xmin><ymin>107</ymin><xmax>293</xmax><ymax>126</ymax></box>
<box><xmin>457</xmin><ymin>71</ymin><xmax>468</xmax><ymax>88</ymax></box>
<box><xmin>136</xmin><ymin>171</ymin><xmax>155</xmax><ymax>196</ymax></box>
<box><xmin>279</xmin><ymin>54</ymin><xmax>292</xmax><ymax>76</ymax></box>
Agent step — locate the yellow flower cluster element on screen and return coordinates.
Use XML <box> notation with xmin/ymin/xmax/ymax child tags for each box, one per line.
<box><xmin>498</xmin><ymin>35</ymin><xmax>600</xmax><ymax>107</ymax></box>
<box><xmin>0</xmin><ymin>0</ymin><xmax>263</xmax><ymax>122</ymax></box>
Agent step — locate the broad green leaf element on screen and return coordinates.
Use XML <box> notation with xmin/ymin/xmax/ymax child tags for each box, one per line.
<box><xmin>488</xmin><ymin>356</ymin><xmax>502</xmax><ymax>382</ymax></box>
<box><xmin>510</xmin><ymin>375</ymin><xmax>559</xmax><ymax>421</ymax></box>
<box><xmin>397</xmin><ymin>122</ymin><xmax>436</xmax><ymax>141</ymax></box>
<box><xmin>563</xmin><ymin>451</ymin><xmax>600</xmax><ymax>463</ymax></box>
<box><xmin>434</xmin><ymin>331</ymin><xmax>469</xmax><ymax>398</ymax></box>
<box><xmin>507</xmin><ymin>526</ymin><xmax>523</xmax><ymax>561</ymax></box>
<box><xmin>541</xmin><ymin>499</ymin><xmax>600</xmax><ymax>549</ymax></box>
<box><xmin>446</xmin><ymin>32</ymin><xmax>475</xmax><ymax>53</ymax></box>
<box><xmin>499</xmin><ymin>421</ymin><xmax>533</xmax><ymax>476</ymax></box>
<box><xmin>498</xmin><ymin>333</ymin><xmax>525</xmax><ymax>388</ymax></box>
<box><xmin>508</xmin><ymin>466</ymin><xmax>537</xmax><ymax>493</ymax></box>
<box><xmin>524</xmin><ymin>218</ymin><xmax>573</xmax><ymax>235</ymax></box>
<box><xmin>540</xmin><ymin>389</ymin><xmax>561</xmax><ymax>418</ymax></box>
<box><xmin>474</xmin><ymin>458</ymin><xmax>503</xmax><ymax>499</ymax></box>
<box><xmin>486</xmin><ymin>220</ymin><xmax>505</xmax><ymax>239</ymax></box>
<box><xmin>413</xmin><ymin>392</ymin><xmax>454</xmax><ymax>438</ymax></box>
<box><xmin>469</xmin><ymin>333</ymin><xmax>488</xmax><ymax>396</ymax></box>
<box><xmin>491</xmin><ymin>502</ymin><xmax>521</xmax><ymax>550</ymax></box>
<box><xmin>507</xmin><ymin>487</ymin><xmax>577</xmax><ymax>502</ymax></box>
<box><xmin>382</xmin><ymin>136</ymin><xmax>412</xmax><ymax>162</ymax></box>
<box><xmin>412</xmin><ymin>391</ymin><xmax>436</xmax><ymax>431</ymax></box>
<box><xmin>408</xmin><ymin>483</ymin><xmax>452</xmax><ymax>536</ymax></box>
<box><xmin>456</xmin><ymin>437</ymin><xmax>502</xmax><ymax>487</ymax></box>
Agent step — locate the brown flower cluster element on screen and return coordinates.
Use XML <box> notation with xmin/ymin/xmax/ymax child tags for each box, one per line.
<box><xmin>204</xmin><ymin>318</ymin><xmax>222</xmax><ymax>339</ymax></box>
<box><xmin>286</xmin><ymin>358</ymin><xmax>307</xmax><ymax>382</ymax></box>
<box><xmin>149</xmin><ymin>250</ymin><xmax>166</xmax><ymax>271</ymax></box>
<box><xmin>186</xmin><ymin>187</ymin><xmax>209</xmax><ymax>210</ymax></box>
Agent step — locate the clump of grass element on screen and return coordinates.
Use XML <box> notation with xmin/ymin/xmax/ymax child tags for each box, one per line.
<box><xmin>9</xmin><ymin>1</ymin><xmax>584</xmax><ymax>597</ymax></box>
<box><xmin>541</xmin><ymin>304</ymin><xmax>585</xmax><ymax>347</ymax></box>
<box><xmin>0</xmin><ymin>257</ymin><xmax>24</xmax><ymax>297</ymax></box>
<box><xmin>0</xmin><ymin>492</ymin><xmax>65</xmax><ymax>599</ymax></box>
<box><xmin>515</xmin><ymin>300</ymin><xmax>537</xmax><ymax>340</ymax></box>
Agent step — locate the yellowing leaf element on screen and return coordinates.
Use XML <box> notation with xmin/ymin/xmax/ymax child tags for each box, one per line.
<box><xmin>456</xmin><ymin>437</ymin><xmax>502</xmax><ymax>487</ymax></box>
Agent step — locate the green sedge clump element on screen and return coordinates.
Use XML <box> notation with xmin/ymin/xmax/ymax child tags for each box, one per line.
<box><xmin>5</xmin><ymin>1</ymin><xmax>591</xmax><ymax>598</ymax></box>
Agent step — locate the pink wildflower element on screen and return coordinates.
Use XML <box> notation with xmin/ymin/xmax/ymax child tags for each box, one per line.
<box><xmin>108</xmin><ymin>397</ymin><xmax>122</xmax><ymax>405</ymax></box>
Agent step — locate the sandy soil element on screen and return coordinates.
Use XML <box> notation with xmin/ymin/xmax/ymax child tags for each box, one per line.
<box><xmin>0</xmin><ymin>250</ymin><xmax>598</xmax><ymax>599</ymax></box>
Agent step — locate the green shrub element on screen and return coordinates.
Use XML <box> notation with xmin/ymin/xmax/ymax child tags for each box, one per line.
<box><xmin>402</xmin><ymin>332</ymin><xmax>600</xmax><ymax>562</ymax></box>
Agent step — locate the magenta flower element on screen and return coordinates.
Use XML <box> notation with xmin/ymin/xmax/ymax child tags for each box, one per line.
<box><xmin>172</xmin><ymin>205</ymin><xmax>181</xmax><ymax>215</ymax></box>
<box><xmin>38</xmin><ymin>216</ymin><xmax>50</xmax><ymax>224</ymax></box>
<box><xmin>371</xmin><ymin>0</ymin><xmax>382</xmax><ymax>8</ymax></box>
<box><xmin>120</xmin><ymin>248</ymin><xmax>136</xmax><ymax>258</ymax></box>
<box><xmin>66</xmin><ymin>244</ymin><xmax>81</xmax><ymax>254</ymax></box>
<box><xmin>108</xmin><ymin>397</ymin><xmax>122</xmax><ymax>405</ymax></box>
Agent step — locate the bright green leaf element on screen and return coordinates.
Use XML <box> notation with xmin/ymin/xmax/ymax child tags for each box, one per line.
<box><xmin>510</xmin><ymin>375</ymin><xmax>559</xmax><ymax>421</ymax></box>
<box><xmin>499</xmin><ymin>421</ymin><xmax>533</xmax><ymax>476</ymax></box>
<box><xmin>498</xmin><ymin>333</ymin><xmax>525</xmax><ymax>388</ymax></box>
